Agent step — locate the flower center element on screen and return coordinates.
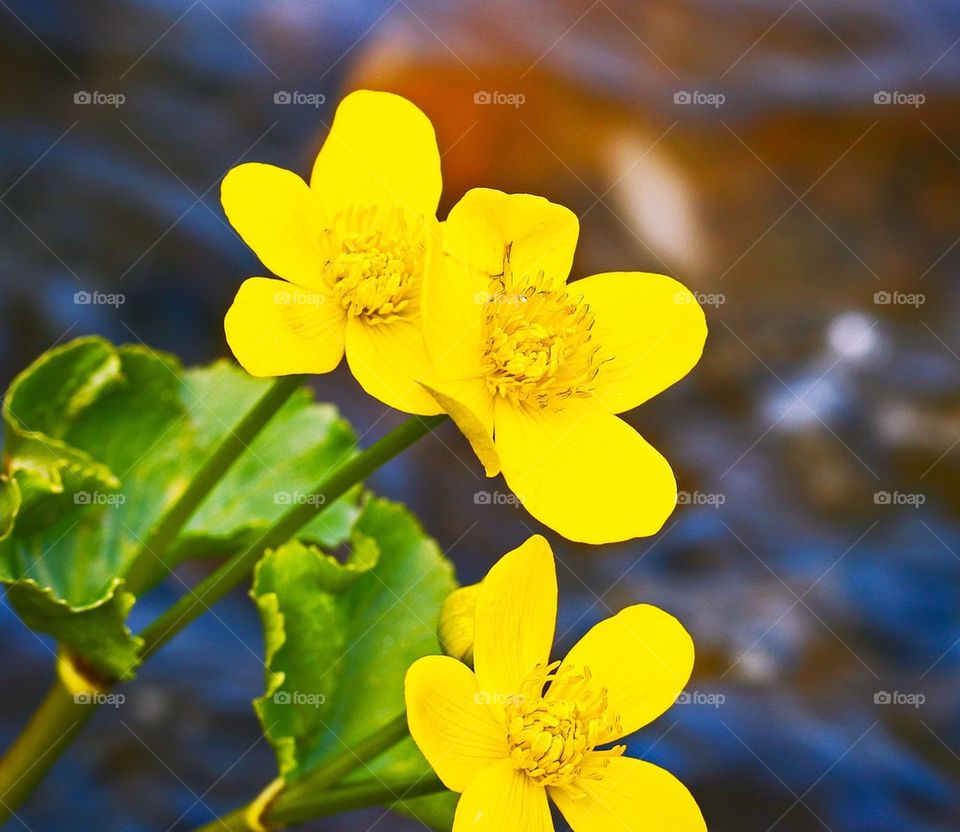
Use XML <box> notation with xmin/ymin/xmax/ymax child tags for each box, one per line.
<box><xmin>505</xmin><ymin>662</ymin><xmax>625</xmax><ymax>796</ymax></box>
<box><xmin>479</xmin><ymin>246</ymin><xmax>601</xmax><ymax>408</ymax></box>
<box><xmin>323</xmin><ymin>206</ymin><xmax>425</xmax><ymax>325</ymax></box>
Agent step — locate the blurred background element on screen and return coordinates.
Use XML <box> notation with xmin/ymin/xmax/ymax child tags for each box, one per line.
<box><xmin>1</xmin><ymin>0</ymin><xmax>959</xmax><ymax>829</ymax></box>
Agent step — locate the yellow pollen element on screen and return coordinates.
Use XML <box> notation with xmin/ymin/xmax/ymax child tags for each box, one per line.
<box><xmin>479</xmin><ymin>246</ymin><xmax>601</xmax><ymax>408</ymax></box>
<box><xmin>323</xmin><ymin>205</ymin><xmax>425</xmax><ymax>325</ymax></box>
<box><xmin>505</xmin><ymin>661</ymin><xmax>625</xmax><ymax>796</ymax></box>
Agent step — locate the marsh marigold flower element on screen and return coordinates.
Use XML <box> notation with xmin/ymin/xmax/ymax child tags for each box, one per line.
<box><xmin>221</xmin><ymin>90</ymin><xmax>443</xmax><ymax>414</ymax></box>
<box><xmin>405</xmin><ymin>535</ymin><xmax>705</xmax><ymax>831</ymax></box>
<box><xmin>420</xmin><ymin>188</ymin><xmax>707</xmax><ymax>543</ymax></box>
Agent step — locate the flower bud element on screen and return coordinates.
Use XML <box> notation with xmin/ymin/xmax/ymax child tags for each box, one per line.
<box><xmin>437</xmin><ymin>584</ymin><xmax>481</xmax><ymax>666</ymax></box>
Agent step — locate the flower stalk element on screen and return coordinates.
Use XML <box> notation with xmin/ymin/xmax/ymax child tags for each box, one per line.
<box><xmin>124</xmin><ymin>374</ymin><xmax>305</xmax><ymax>594</ymax></box>
<box><xmin>287</xmin><ymin>711</ymin><xmax>411</xmax><ymax>793</ymax></box>
<box><xmin>139</xmin><ymin>413</ymin><xmax>446</xmax><ymax>659</ymax></box>
<box><xmin>0</xmin><ymin>675</ymin><xmax>97</xmax><ymax>823</ymax></box>
<box><xmin>199</xmin><ymin>712</ymin><xmax>414</xmax><ymax>831</ymax></box>
<box><xmin>196</xmin><ymin>771</ymin><xmax>446</xmax><ymax>832</ymax></box>
<box><xmin>272</xmin><ymin>772</ymin><xmax>446</xmax><ymax>827</ymax></box>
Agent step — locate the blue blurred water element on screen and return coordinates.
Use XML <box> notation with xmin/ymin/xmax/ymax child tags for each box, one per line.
<box><xmin>1</xmin><ymin>1</ymin><xmax>959</xmax><ymax>830</ymax></box>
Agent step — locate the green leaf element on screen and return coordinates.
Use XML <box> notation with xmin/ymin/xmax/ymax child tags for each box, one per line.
<box><xmin>6</xmin><ymin>577</ymin><xmax>141</xmax><ymax>677</ymax></box>
<box><xmin>0</xmin><ymin>337</ymin><xmax>359</xmax><ymax>679</ymax></box>
<box><xmin>2</xmin><ymin>339</ymin><xmax>122</xmax><ymax>527</ymax></box>
<box><xmin>174</xmin><ymin>361</ymin><xmax>360</xmax><ymax>559</ymax></box>
<box><xmin>0</xmin><ymin>475</ymin><xmax>21</xmax><ymax>541</ymax></box>
<box><xmin>251</xmin><ymin>534</ymin><xmax>378</xmax><ymax>777</ymax></box>
<box><xmin>252</xmin><ymin>497</ymin><xmax>457</xmax><ymax>789</ymax></box>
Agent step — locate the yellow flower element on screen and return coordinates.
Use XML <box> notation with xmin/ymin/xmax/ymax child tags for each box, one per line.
<box><xmin>406</xmin><ymin>535</ymin><xmax>705</xmax><ymax>832</ymax></box>
<box><xmin>420</xmin><ymin>188</ymin><xmax>707</xmax><ymax>543</ymax></box>
<box><xmin>221</xmin><ymin>90</ymin><xmax>443</xmax><ymax>415</ymax></box>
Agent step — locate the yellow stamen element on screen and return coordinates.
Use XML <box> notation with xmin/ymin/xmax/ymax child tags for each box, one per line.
<box><xmin>505</xmin><ymin>661</ymin><xmax>625</xmax><ymax>797</ymax></box>
<box><xmin>322</xmin><ymin>205</ymin><xmax>425</xmax><ymax>325</ymax></box>
<box><xmin>479</xmin><ymin>245</ymin><xmax>601</xmax><ymax>408</ymax></box>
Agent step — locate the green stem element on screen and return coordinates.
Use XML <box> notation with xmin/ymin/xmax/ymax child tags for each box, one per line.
<box><xmin>0</xmin><ymin>677</ymin><xmax>96</xmax><ymax>825</ymax></box>
<box><xmin>196</xmin><ymin>773</ymin><xmax>447</xmax><ymax>832</ymax></box>
<box><xmin>197</xmin><ymin>712</ymin><xmax>413</xmax><ymax>831</ymax></box>
<box><xmin>139</xmin><ymin>414</ymin><xmax>446</xmax><ymax>659</ymax></box>
<box><xmin>272</xmin><ymin>773</ymin><xmax>446</xmax><ymax>827</ymax></box>
<box><xmin>287</xmin><ymin>712</ymin><xmax>410</xmax><ymax>794</ymax></box>
<box><xmin>124</xmin><ymin>375</ymin><xmax>305</xmax><ymax>594</ymax></box>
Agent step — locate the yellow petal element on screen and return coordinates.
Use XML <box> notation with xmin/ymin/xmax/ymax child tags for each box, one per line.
<box><xmin>474</xmin><ymin>535</ymin><xmax>556</xmax><ymax>706</ymax></box>
<box><xmin>437</xmin><ymin>584</ymin><xmax>482</xmax><ymax>666</ymax></box>
<box><xmin>421</xmin><ymin>251</ymin><xmax>487</xmax><ymax>381</ymax></box>
<box><xmin>221</xmin><ymin>163</ymin><xmax>326</xmax><ymax>290</ymax></box>
<box><xmin>551</xmin><ymin>757</ymin><xmax>705</xmax><ymax>832</ymax></box>
<box><xmin>310</xmin><ymin>90</ymin><xmax>441</xmax><ymax>216</ymax></box>
<box><xmin>454</xmin><ymin>758</ymin><xmax>554</xmax><ymax>832</ymax></box>
<box><xmin>224</xmin><ymin>277</ymin><xmax>345</xmax><ymax>377</ymax></box>
<box><xmin>420</xmin><ymin>379</ymin><xmax>499</xmax><ymax>477</ymax></box>
<box><xmin>575</xmin><ymin>271</ymin><xmax>707</xmax><ymax>414</ymax></box>
<box><xmin>344</xmin><ymin>315</ymin><xmax>442</xmax><ymax>415</ymax></box>
<box><xmin>405</xmin><ymin>656</ymin><xmax>508</xmax><ymax>793</ymax></box>
<box><xmin>443</xmin><ymin>189</ymin><xmax>579</xmax><ymax>290</ymax></box>
<box><xmin>494</xmin><ymin>400</ymin><xmax>677</xmax><ymax>544</ymax></box>
<box><xmin>558</xmin><ymin>604</ymin><xmax>694</xmax><ymax>738</ymax></box>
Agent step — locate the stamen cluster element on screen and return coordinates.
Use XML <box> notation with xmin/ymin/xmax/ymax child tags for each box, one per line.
<box><xmin>505</xmin><ymin>662</ymin><xmax>625</xmax><ymax>796</ymax></box>
<box><xmin>324</xmin><ymin>205</ymin><xmax>425</xmax><ymax>324</ymax></box>
<box><xmin>478</xmin><ymin>252</ymin><xmax>601</xmax><ymax>408</ymax></box>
